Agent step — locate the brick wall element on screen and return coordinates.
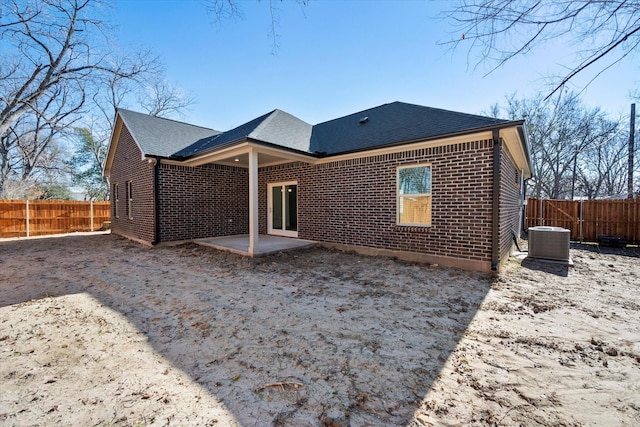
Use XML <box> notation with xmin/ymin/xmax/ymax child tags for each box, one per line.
<box><xmin>498</xmin><ymin>146</ymin><xmax>522</xmax><ymax>262</ymax></box>
<box><xmin>111</xmin><ymin>125</ymin><xmax>508</xmax><ymax>267</ymax></box>
<box><xmin>259</xmin><ymin>140</ymin><xmax>494</xmax><ymax>263</ymax></box>
<box><xmin>109</xmin><ymin>126</ymin><xmax>155</xmax><ymax>243</ymax></box>
<box><xmin>157</xmin><ymin>163</ymin><xmax>248</xmax><ymax>241</ymax></box>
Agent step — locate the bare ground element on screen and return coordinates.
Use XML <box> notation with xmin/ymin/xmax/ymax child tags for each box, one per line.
<box><xmin>0</xmin><ymin>233</ymin><xmax>638</xmax><ymax>426</ymax></box>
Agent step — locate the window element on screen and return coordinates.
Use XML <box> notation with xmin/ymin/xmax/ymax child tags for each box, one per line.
<box><xmin>113</xmin><ymin>184</ymin><xmax>119</xmax><ymax>218</ymax></box>
<box><xmin>126</xmin><ymin>181</ymin><xmax>133</xmax><ymax>219</ymax></box>
<box><xmin>397</xmin><ymin>164</ymin><xmax>431</xmax><ymax>226</ymax></box>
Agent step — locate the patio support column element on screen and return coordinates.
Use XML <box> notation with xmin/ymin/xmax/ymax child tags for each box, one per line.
<box><xmin>248</xmin><ymin>148</ymin><xmax>259</xmax><ymax>255</ymax></box>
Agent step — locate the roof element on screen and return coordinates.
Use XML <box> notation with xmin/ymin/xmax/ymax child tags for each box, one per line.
<box><xmin>111</xmin><ymin>102</ymin><xmax>525</xmax><ymax>163</ymax></box>
<box><xmin>117</xmin><ymin>109</ymin><xmax>220</xmax><ymax>157</ymax></box>
<box><xmin>173</xmin><ymin>109</ymin><xmax>312</xmax><ymax>158</ymax></box>
<box><xmin>310</xmin><ymin>102</ymin><xmax>510</xmax><ymax>155</ymax></box>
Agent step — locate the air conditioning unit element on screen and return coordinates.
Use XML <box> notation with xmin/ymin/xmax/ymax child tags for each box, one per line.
<box><xmin>528</xmin><ymin>226</ymin><xmax>570</xmax><ymax>262</ymax></box>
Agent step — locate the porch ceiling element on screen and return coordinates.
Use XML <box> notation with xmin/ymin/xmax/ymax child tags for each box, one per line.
<box><xmin>179</xmin><ymin>141</ymin><xmax>316</xmax><ymax>168</ymax></box>
<box><xmin>216</xmin><ymin>151</ymin><xmax>295</xmax><ymax>168</ymax></box>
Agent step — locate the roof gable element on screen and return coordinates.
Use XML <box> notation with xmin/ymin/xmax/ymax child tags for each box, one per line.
<box><xmin>117</xmin><ymin>109</ymin><xmax>220</xmax><ymax>157</ymax></box>
<box><xmin>173</xmin><ymin>109</ymin><xmax>313</xmax><ymax>158</ymax></box>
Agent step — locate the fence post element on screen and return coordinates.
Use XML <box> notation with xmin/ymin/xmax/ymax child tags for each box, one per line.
<box><xmin>90</xmin><ymin>200</ymin><xmax>94</xmax><ymax>232</ymax></box>
<box><xmin>25</xmin><ymin>200</ymin><xmax>30</xmax><ymax>237</ymax></box>
<box><xmin>579</xmin><ymin>198</ymin><xmax>583</xmax><ymax>243</ymax></box>
<box><xmin>539</xmin><ymin>198</ymin><xmax>543</xmax><ymax>226</ymax></box>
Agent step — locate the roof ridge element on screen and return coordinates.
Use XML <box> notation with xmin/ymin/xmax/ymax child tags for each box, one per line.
<box><xmin>396</xmin><ymin>102</ymin><xmax>508</xmax><ymax>122</ymax></box>
<box><xmin>117</xmin><ymin>108</ymin><xmax>218</xmax><ymax>132</ymax></box>
<box><xmin>248</xmin><ymin>109</ymin><xmax>279</xmax><ymax>139</ymax></box>
<box><xmin>312</xmin><ymin>102</ymin><xmax>507</xmax><ymax>126</ymax></box>
<box><xmin>313</xmin><ymin>102</ymin><xmax>397</xmax><ymax>126</ymax></box>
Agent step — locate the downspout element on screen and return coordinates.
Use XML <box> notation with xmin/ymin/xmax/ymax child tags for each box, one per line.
<box><xmin>492</xmin><ymin>129</ymin><xmax>502</xmax><ymax>271</ymax></box>
<box><xmin>150</xmin><ymin>156</ymin><xmax>161</xmax><ymax>245</ymax></box>
<box><xmin>522</xmin><ymin>177</ymin><xmax>531</xmax><ymax>235</ymax></box>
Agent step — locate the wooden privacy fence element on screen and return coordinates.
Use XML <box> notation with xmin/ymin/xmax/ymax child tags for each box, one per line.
<box><xmin>526</xmin><ymin>197</ymin><xmax>640</xmax><ymax>244</ymax></box>
<box><xmin>0</xmin><ymin>200</ymin><xmax>111</xmax><ymax>238</ymax></box>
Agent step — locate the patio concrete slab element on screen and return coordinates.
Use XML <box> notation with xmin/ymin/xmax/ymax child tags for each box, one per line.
<box><xmin>194</xmin><ymin>234</ymin><xmax>316</xmax><ymax>256</ymax></box>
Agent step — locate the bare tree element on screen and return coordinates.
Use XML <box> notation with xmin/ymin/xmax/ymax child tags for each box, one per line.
<box><xmin>67</xmin><ymin>56</ymin><xmax>193</xmax><ymax>200</ymax></box>
<box><xmin>138</xmin><ymin>79</ymin><xmax>195</xmax><ymax>119</ymax></box>
<box><xmin>500</xmin><ymin>91</ymin><xmax>620</xmax><ymax>199</ymax></box>
<box><xmin>445</xmin><ymin>1</ymin><xmax>640</xmax><ymax>98</ymax></box>
<box><xmin>576</xmin><ymin>129</ymin><xmax>632</xmax><ymax>198</ymax></box>
<box><xmin>202</xmin><ymin>0</ymin><xmax>309</xmax><ymax>53</ymax></box>
<box><xmin>0</xmin><ymin>0</ymin><xmax>153</xmax><ymax>197</ymax></box>
<box><xmin>0</xmin><ymin>92</ymin><xmax>79</xmax><ymax>196</ymax></box>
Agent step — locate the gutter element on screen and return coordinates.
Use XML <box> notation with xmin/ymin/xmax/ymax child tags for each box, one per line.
<box><xmin>492</xmin><ymin>129</ymin><xmax>502</xmax><ymax>271</ymax></box>
<box><xmin>522</xmin><ymin>176</ymin><xmax>533</xmax><ymax>235</ymax></box>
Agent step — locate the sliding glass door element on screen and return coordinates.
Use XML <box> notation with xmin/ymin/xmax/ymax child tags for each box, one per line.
<box><xmin>268</xmin><ymin>182</ymin><xmax>298</xmax><ymax>237</ymax></box>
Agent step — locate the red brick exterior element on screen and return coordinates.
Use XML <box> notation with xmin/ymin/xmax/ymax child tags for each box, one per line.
<box><xmin>498</xmin><ymin>145</ymin><xmax>523</xmax><ymax>263</ymax></box>
<box><xmin>259</xmin><ymin>140</ymin><xmax>495</xmax><ymax>264</ymax></box>
<box><xmin>156</xmin><ymin>163</ymin><xmax>248</xmax><ymax>241</ymax></box>
<box><xmin>110</xmin><ymin>123</ymin><xmax>525</xmax><ymax>269</ymax></box>
<box><xmin>109</xmin><ymin>126</ymin><xmax>156</xmax><ymax>243</ymax></box>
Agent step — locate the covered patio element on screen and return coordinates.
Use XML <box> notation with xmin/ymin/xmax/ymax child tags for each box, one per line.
<box><xmin>179</xmin><ymin>142</ymin><xmax>315</xmax><ymax>255</ymax></box>
<box><xmin>194</xmin><ymin>234</ymin><xmax>316</xmax><ymax>257</ymax></box>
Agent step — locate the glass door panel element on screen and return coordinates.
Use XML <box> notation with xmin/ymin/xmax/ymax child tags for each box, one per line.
<box><xmin>284</xmin><ymin>185</ymin><xmax>297</xmax><ymax>231</ymax></box>
<box><xmin>268</xmin><ymin>182</ymin><xmax>298</xmax><ymax>237</ymax></box>
<box><xmin>272</xmin><ymin>185</ymin><xmax>283</xmax><ymax>230</ymax></box>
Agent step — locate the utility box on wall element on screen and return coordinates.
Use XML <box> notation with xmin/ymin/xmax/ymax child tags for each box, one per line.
<box><xmin>528</xmin><ymin>226</ymin><xmax>571</xmax><ymax>262</ymax></box>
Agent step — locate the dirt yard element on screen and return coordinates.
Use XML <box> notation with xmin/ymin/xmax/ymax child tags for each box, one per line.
<box><xmin>0</xmin><ymin>233</ymin><xmax>638</xmax><ymax>426</ymax></box>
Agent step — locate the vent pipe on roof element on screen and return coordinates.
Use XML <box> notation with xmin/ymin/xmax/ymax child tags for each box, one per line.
<box><xmin>359</xmin><ymin>117</ymin><xmax>369</xmax><ymax>125</ymax></box>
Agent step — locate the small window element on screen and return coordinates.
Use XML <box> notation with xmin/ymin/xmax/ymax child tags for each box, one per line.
<box><xmin>126</xmin><ymin>181</ymin><xmax>133</xmax><ymax>219</ymax></box>
<box><xmin>113</xmin><ymin>183</ymin><xmax>119</xmax><ymax>219</ymax></box>
<box><xmin>397</xmin><ymin>164</ymin><xmax>432</xmax><ymax>226</ymax></box>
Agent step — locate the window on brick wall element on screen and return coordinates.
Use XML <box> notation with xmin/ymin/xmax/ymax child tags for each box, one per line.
<box><xmin>113</xmin><ymin>183</ymin><xmax>119</xmax><ymax>218</ymax></box>
<box><xmin>126</xmin><ymin>181</ymin><xmax>133</xmax><ymax>219</ymax></box>
<box><xmin>397</xmin><ymin>164</ymin><xmax>432</xmax><ymax>226</ymax></box>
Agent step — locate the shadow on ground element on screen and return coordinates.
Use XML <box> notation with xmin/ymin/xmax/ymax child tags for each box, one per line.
<box><xmin>570</xmin><ymin>242</ymin><xmax>640</xmax><ymax>258</ymax></box>
<box><xmin>520</xmin><ymin>257</ymin><xmax>570</xmax><ymax>277</ymax></box>
<box><xmin>0</xmin><ymin>234</ymin><xmax>493</xmax><ymax>425</ymax></box>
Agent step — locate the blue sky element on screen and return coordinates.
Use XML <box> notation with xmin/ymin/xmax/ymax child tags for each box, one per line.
<box><xmin>111</xmin><ymin>0</ymin><xmax>638</xmax><ymax>130</ymax></box>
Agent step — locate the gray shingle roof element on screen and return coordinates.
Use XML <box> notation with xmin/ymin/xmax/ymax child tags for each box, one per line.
<box><xmin>310</xmin><ymin>102</ymin><xmax>510</xmax><ymax>155</ymax></box>
<box><xmin>173</xmin><ymin>109</ymin><xmax>312</xmax><ymax>158</ymax></box>
<box><xmin>117</xmin><ymin>109</ymin><xmax>220</xmax><ymax>157</ymax></box>
<box><xmin>119</xmin><ymin>102</ymin><xmax>513</xmax><ymax>159</ymax></box>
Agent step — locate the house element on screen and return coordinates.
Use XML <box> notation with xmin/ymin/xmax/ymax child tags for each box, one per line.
<box><xmin>104</xmin><ymin>101</ymin><xmax>531</xmax><ymax>271</ymax></box>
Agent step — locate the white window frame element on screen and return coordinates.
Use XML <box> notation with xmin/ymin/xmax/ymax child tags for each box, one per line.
<box><xmin>396</xmin><ymin>163</ymin><xmax>432</xmax><ymax>227</ymax></box>
<box><xmin>126</xmin><ymin>181</ymin><xmax>133</xmax><ymax>219</ymax></box>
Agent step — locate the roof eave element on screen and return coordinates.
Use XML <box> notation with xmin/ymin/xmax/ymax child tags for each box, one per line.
<box><xmin>171</xmin><ymin>137</ymin><xmax>251</xmax><ymax>161</ymax></box>
<box><xmin>103</xmin><ymin>112</ymin><xmax>124</xmax><ymax>178</ymax></box>
<box><xmin>322</xmin><ymin>120</ymin><xmax>524</xmax><ymax>157</ymax></box>
<box><xmin>517</xmin><ymin>124</ymin><xmax>533</xmax><ymax>178</ymax></box>
<box><xmin>174</xmin><ymin>136</ymin><xmax>319</xmax><ymax>163</ymax></box>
